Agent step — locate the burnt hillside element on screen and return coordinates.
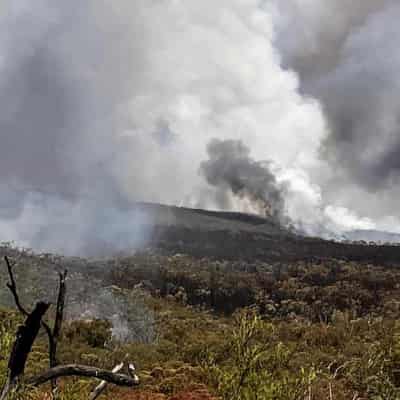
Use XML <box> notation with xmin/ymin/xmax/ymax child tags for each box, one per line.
<box><xmin>132</xmin><ymin>203</ymin><xmax>400</xmax><ymax>265</ymax></box>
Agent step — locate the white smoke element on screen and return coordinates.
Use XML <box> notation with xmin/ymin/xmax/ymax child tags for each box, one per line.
<box><xmin>0</xmin><ymin>0</ymin><xmax>391</xmax><ymax>253</ymax></box>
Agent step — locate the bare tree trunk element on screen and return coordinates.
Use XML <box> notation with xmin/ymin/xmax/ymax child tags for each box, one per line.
<box><xmin>2</xmin><ymin>257</ymin><xmax>140</xmax><ymax>399</ymax></box>
<box><xmin>0</xmin><ymin>301</ymin><xmax>50</xmax><ymax>400</ymax></box>
<box><xmin>50</xmin><ymin>271</ymin><xmax>67</xmax><ymax>396</ymax></box>
<box><xmin>4</xmin><ymin>256</ymin><xmax>55</xmax><ymax>371</ymax></box>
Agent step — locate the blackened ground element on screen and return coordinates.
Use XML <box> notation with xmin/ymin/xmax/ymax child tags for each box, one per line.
<box><xmin>131</xmin><ymin>203</ymin><xmax>400</xmax><ymax>265</ymax></box>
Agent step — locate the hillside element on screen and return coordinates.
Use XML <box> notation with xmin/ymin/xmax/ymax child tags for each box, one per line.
<box><xmin>128</xmin><ymin>203</ymin><xmax>400</xmax><ymax>265</ymax></box>
<box><xmin>3</xmin><ymin>205</ymin><xmax>400</xmax><ymax>399</ymax></box>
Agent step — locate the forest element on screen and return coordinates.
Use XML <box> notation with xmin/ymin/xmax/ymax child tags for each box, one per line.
<box><xmin>2</xmin><ymin>244</ymin><xmax>400</xmax><ymax>399</ymax></box>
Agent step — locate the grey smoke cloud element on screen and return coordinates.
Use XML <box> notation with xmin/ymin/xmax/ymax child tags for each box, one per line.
<box><xmin>2</xmin><ymin>0</ymin><xmax>398</xmax><ymax>252</ymax></box>
<box><xmin>0</xmin><ymin>1</ymin><xmax>157</xmax><ymax>254</ymax></box>
<box><xmin>273</xmin><ymin>0</ymin><xmax>400</xmax><ymax>224</ymax></box>
<box><xmin>1</xmin><ymin>0</ymin><xmax>337</xmax><ymax>253</ymax></box>
<box><xmin>200</xmin><ymin>139</ymin><xmax>286</xmax><ymax>221</ymax></box>
<box><xmin>273</xmin><ymin>1</ymin><xmax>391</xmax><ymax>80</ymax></box>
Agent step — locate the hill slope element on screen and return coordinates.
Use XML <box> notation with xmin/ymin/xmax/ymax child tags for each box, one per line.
<box><xmin>126</xmin><ymin>203</ymin><xmax>400</xmax><ymax>265</ymax></box>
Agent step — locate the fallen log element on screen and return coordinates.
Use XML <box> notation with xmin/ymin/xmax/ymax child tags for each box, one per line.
<box><xmin>89</xmin><ymin>362</ymin><xmax>124</xmax><ymax>400</ymax></box>
<box><xmin>89</xmin><ymin>360</ymin><xmax>140</xmax><ymax>399</ymax></box>
<box><xmin>27</xmin><ymin>364</ymin><xmax>140</xmax><ymax>387</ymax></box>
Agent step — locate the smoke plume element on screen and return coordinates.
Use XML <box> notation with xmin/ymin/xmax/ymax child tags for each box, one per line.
<box><xmin>0</xmin><ymin>0</ymin><xmax>331</xmax><ymax>253</ymax></box>
<box><xmin>201</xmin><ymin>139</ymin><xmax>286</xmax><ymax>221</ymax></box>
<box><xmin>273</xmin><ymin>0</ymin><xmax>400</xmax><ymax>229</ymax></box>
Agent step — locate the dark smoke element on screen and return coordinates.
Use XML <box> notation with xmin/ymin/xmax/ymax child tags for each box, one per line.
<box><xmin>274</xmin><ymin>1</ymin><xmax>391</xmax><ymax>82</ymax></box>
<box><xmin>273</xmin><ymin>0</ymin><xmax>400</xmax><ymax>221</ymax></box>
<box><xmin>200</xmin><ymin>139</ymin><xmax>286</xmax><ymax>222</ymax></box>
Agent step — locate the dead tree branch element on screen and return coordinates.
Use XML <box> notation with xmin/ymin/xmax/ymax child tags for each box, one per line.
<box><xmin>89</xmin><ymin>362</ymin><xmax>124</xmax><ymax>400</ymax></box>
<box><xmin>50</xmin><ymin>270</ymin><xmax>67</xmax><ymax>393</ymax></box>
<box><xmin>4</xmin><ymin>256</ymin><xmax>56</xmax><ymax>372</ymax></box>
<box><xmin>0</xmin><ymin>301</ymin><xmax>50</xmax><ymax>400</ymax></box>
<box><xmin>128</xmin><ymin>363</ymin><xmax>140</xmax><ymax>385</ymax></box>
<box><xmin>4</xmin><ymin>256</ymin><xmax>29</xmax><ymax>317</ymax></box>
<box><xmin>27</xmin><ymin>364</ymin><xmax>140</xmax><ymax>387</ymax></box>
<box><xmin>89</xmin><ymin>361</ymin><xmax>140</xmax><ymax>400</ymax></box>
<box><xmin>53</xmin><ymin>271</ymin><xmax>67</xmax><ymax>346</ymax></box>
<box><xmin>2</xmin><ymin>257</ymin><xmax>140</xmax><ymax>398</ymax></box>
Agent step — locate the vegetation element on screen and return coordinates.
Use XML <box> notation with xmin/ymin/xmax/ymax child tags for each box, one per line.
<box><xmin>108</xmin><ymin>254</ymin><xmax>400</xmax><ymax>320</ymax></box>
<box><xmin>2</xmin><ymin>246</ymin><xmax>400</xmax><ymax>398</ymax></box>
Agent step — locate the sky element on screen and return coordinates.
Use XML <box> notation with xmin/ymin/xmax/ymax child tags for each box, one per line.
<box><xmin>0</xmin><ymin>0</ymin><xmax>399</xmax><ymax>254</ymax></box>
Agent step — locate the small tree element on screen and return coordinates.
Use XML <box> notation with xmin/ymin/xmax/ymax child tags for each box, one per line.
<box><xmin>202</xmin><ymin>308</ymin><xmax>318</xmax><ymax>400</ymax></box>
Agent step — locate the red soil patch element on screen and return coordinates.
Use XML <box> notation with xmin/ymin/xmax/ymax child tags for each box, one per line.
<box><xmin>110</xmin><ymin>386</ymin><xmax>216</xmax><ymax>400</ymax></box>
<box><xmin>112</xmin><ymin>391</ymin><xmax>167</xmax><ymax>400</ymax></box>
<box><xmin>169</xmin><ymin>385</ymin><xmax>216</xmax><ymax>400</ymax></box>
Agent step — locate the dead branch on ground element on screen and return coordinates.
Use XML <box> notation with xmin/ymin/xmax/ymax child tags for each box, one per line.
<box><xmin>27</xmin><ymin>364</ymin><xmax>140</xmax><ymax>387</ymax></box>
<box><xmin>89</xmin><ymin>361</ymin><xmax>140</xmax><ymax>400</ymax></box>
